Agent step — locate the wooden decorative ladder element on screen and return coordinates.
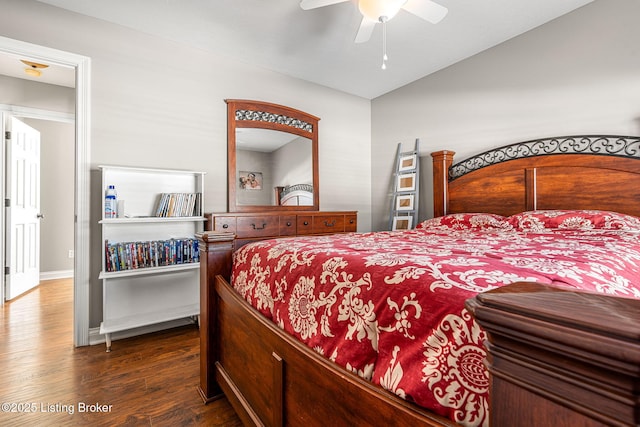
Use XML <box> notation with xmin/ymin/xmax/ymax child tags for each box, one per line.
<box><xmin>389</xmin><ymin>139</ymin><xmax>420</xmax><ymax>230</ymax></box>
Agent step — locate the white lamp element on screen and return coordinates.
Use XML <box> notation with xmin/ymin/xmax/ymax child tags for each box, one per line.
<box><xmin>358</xmin><ymin>0</ymin><xmax>407</xmax><ymax>22</ymax></box>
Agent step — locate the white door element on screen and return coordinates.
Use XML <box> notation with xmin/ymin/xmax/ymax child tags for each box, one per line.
<box><xmin>5</xmin><ymin>116</ymin><xmax>41</xmax><ymax>301</ymax></box>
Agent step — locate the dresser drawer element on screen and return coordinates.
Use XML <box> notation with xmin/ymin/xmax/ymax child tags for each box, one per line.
<box><xmin>297</xmin><ymin>216</ymin><xmax>313</xmax><ymax>235</ymax></box>
<box><xmin>345</xmin><ymin>214</ymin><xmax>357</xmax><ymax>232</ymax></box>
<box><xmin>212</xmin><ymin>216</ymin><xmax>236</xmax><ymax>233</ymax></box>
<box><xmin>312</xmin><ymin>214</ymin><xmax>345</xmax><ymax>234</ymax></box>
<box><xmin>279</xmin><ymin>215</ymin><xmax>297</xmax><ymax>236</ymax></box>
<box><xmin>236</xmin><ymin>216</ymin><xmax>280</xmax><ymax>238</ymax></box>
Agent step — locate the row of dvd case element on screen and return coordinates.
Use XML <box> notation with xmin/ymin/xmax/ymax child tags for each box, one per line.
<box><xmin>104</xmin><ymin>237</ymin><xmax>200</xmax><ymax>272</ymax></box>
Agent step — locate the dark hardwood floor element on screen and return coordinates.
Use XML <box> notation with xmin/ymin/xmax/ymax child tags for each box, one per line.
<box><xmin>0</xmin><ymin>278</ymin><xmax>242</xmax><ymax>426</ymax></box>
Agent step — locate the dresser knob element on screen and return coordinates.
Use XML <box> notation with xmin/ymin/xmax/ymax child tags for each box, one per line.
<box><xmin>251</xmin><ymin>223</ymin><xmax>267</xmax><ymax>230</ymax></box>
<box><xmin>303</xmin><ymin>221</ymin><xmax>309</xmax><ymax>226</ymax></box>
<box><xmin>324</xmin><ymin>220</ymin><xmax>336</xmax><ymax>227</ymax></box>
<box><xmin>286</xmin><ymin>221</ymin><xmax>292</xmax><ymax>226</ymax></box>
<box><xmin>222</xmin><ymin>224</ymin><xmax>229</xmax><ymax>229</ymax></box>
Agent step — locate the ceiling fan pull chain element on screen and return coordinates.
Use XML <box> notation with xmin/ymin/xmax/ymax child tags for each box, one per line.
<box><xmin>381</xmin><ymin>16</ymin><xmax>388</xmax><ymax>70</ymax></box>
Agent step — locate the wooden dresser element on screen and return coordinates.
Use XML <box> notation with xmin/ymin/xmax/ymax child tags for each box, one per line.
<box><xmin>205</xmin><ymin>211</ymin><xmax>357</xmax><ymax>250</ymax></box>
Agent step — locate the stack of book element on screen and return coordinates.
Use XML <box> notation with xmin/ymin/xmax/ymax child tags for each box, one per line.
<box><xmin>155</xmin><ymin>193</ymin><xmax>202</xmax><ymax>217</ymax></box>
<box><xmin>104</xmin><ymin>238</ymin><xmax>199</xmax><ymax>272</ymax></box>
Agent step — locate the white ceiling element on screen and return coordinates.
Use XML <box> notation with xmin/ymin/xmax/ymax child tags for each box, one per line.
<box><xmin>11</xmin><ymin>0</ymin><xmax>593</xmax><ymax>98</ymax></box>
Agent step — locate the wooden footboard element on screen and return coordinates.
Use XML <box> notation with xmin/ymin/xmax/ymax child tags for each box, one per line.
<box><xmin>214</xmin><ymin>273</ymin><xmax>454</xmax><ymax>427</ymax></box>
<box><xmin>466</xmin><ymin>283</ymin><xmax>640</xmax><ymax>427</ymax></box>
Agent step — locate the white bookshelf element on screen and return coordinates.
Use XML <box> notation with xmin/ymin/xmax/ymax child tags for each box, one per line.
<box><xmin>98</xmin><ymin>165</ymin><xmax>205</xmax><ymax>351</ymax></box>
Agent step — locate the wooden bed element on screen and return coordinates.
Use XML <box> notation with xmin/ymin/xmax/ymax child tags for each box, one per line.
<box><xmin>198</xmin><ymin>135</ymin><xmax>640</xmax><ymax>427</ymax></box>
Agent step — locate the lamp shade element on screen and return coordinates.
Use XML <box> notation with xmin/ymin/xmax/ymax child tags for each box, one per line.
<box><xmin>358</xmin><ymin>0</ymin><xmax>407</xmax><ymax>21</ymax></box>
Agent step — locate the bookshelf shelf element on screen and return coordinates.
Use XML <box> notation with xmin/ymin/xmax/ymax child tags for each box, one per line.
<box><xmin>98</xmin><ymin>262</ymin><xmax>200</xmax><ymax>280</ymax></box>
<box><xmin>99</xmin><ymin>216</ymin><xmax>206</xmax><ymax>225</ymax></box>
<box><xmin>98</xmin><ymin>165</ymin><xmax>205</xmax><ymax>352</ymax></box>
<box><xmin>99</xmin><ymin>303</ymin><xmax>200</xmax><ymax>335</ymax></box>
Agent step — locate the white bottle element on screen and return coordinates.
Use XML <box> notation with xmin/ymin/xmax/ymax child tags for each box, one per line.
<box><xmin>105</xmin><ymin>185</ymin><xmax>117</xmax><ymax>218</ymax></box>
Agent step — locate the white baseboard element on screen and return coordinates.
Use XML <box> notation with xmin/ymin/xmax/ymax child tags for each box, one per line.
<box><xmin>88</xmin><ymin>317</ymin><xmax>198</xmax><ymax>347</ymax></box>
<box><xmin>40</xmin><ymin>270</ymin><xmax>74</xmax><ymax>281</ymax></box>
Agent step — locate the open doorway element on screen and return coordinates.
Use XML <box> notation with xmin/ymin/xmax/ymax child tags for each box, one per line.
<box><xmin>3</xmin><ymin>114</ymin><xmax>75</xmax><ymax>296</ymax></box>
<box><xmin>0</xmin><ymin>36</ymin><xmax>91</xmax><ymax>347</ymax></box>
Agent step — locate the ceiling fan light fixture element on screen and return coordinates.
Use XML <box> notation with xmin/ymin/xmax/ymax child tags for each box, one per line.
<box><xmin>358</xmin><ymin>0</ymin><xmax>407</xmax><ymax>22</ymax></box>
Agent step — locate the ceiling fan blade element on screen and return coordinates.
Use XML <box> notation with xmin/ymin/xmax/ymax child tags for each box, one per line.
<box><xmin>300</xmin><ymin>0</ymin><xmax>349</xmax><ymax>10</ymax></box>
<box><xmin>354</xmin><ymin>17</ymin><xmax>377</xmax><ymax>43</ymax></box>
<box><xmin>402</xmin><ymin>0</ymin><xmax>448</xmax><ymax>24</ymax></box>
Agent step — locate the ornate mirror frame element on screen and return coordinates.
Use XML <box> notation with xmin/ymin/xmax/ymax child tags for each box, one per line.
<box><xmin>226</xmin><ymin>99</ymin><xmax>320</xmax><ymax>212</ymax></box>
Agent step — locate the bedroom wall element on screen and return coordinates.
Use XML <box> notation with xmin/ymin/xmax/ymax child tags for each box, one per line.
<box><xmin>236</xmin><ymin>150</ymin><xmax>273</xmax><ymax>206</ymax></box>
<box><xmin>1</xmin><ymin>0</ymin><xmax>371</xmax><ymax>328</ymax></box>
<box><xmin>273</xmin><ymin>138</ymin><xmax>312</xmax><ymax>190</ymax></box>
<box><xmin>370</xmin><ymin>0</ymin><xmax>640</xmax><ymax>231</ymax></box>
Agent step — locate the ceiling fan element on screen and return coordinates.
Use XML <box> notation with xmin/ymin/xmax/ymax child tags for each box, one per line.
<box><xmin>300</xmin><ymin>0</ymin><xmax>448</xmax><ymax>69</ymax></box>
<box><xmin>300</xmin><ymin>0</ymin><xmax>448</xmax><ymax>43</ymax></box>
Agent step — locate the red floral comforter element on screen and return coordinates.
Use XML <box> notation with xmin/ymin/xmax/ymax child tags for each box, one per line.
<box><xmin>230</xmin><ymin>210</ymin><xmax>640</xmax><ymax>427</ymax></box>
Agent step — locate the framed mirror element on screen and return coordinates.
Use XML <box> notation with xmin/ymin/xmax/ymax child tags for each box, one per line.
<box><xmin>226</xmin><ymin>99</ymin><xmax>319</xmax><ymax>212</ymax></box>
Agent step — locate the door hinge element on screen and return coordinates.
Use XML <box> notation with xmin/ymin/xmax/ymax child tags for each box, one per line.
<box><xmin>4</xmin><ymin>266</ymin><xmax>9</xmax><ymax>275</ymax></box>
<box><xmin>4</xmin><ymin>199</ymin><xmax>9</xmax><ymax>208</ymax></box>
<box><xmin>5</xmin><ymin>131</ymin><xmax>10</xmax><ymax>140</ymax></box>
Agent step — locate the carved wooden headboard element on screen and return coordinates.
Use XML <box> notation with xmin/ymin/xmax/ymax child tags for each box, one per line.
<box><xmin>431</xmin><ymin>135</ymin><xmax>640</xmax><ymax>218</ymax></box>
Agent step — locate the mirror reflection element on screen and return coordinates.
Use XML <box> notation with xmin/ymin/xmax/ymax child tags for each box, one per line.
<box><xmin>226</xmin><ymin>99</ymin><xmax>319</xmax><ymax>212</ymax></box>
<box><xmin>235</xmin><ymin>128</ymin><xmax>313</xmax><ymax>206</ymax></box>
